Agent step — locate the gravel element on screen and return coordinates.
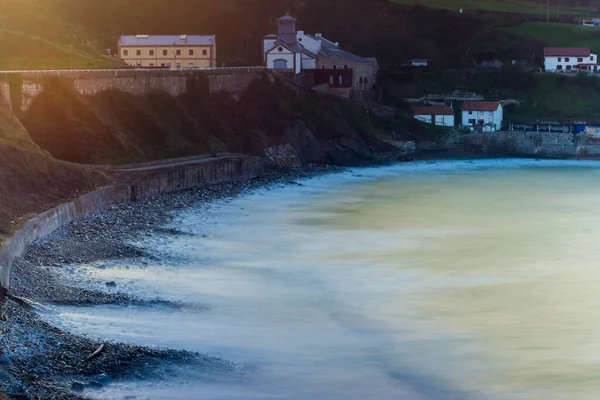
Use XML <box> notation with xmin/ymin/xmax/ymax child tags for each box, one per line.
<box><xmin>0</xmin><ymin>165</ymin><xmax>342</xmax><ymax>400</ymax></box>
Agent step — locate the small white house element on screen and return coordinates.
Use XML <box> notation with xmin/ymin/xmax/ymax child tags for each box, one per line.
<box><xmin>411</xmin><ymin>105</ymin><xmax>454</xmax><ymax>127</ymax></box>
<box><xmin>411</xmin><ymin>59</ymin><xmax>428</xmax><ymax>67</ymax></box>
<box><xmin>582</xmin><ymin>19</ymin><xmax>600</xmax><ymax>27</ymax></box>
<box><xmin>461</xmin><ymin>101</ymin><xmax>503</xmax><ymax>132</ymax></box>
<box><xmin>543</xmin><ymin>47</ymin><xmax>598</xmax><ymax>73</ymax></box>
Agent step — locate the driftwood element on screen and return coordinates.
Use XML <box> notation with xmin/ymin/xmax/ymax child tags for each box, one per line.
<box><xmin>85</xmin><ymin>343</ymin><xmax>106</xmax><ymax>362</ymax></box>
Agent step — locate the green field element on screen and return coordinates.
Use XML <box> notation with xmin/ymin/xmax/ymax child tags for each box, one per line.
<box><xmin>391</xmin><ymin>0</ymin><xmax>599</xmax><ymax>17</ymax></box>
<box><xmin>503</xmin><ymin>22</ymin><xmax>600</xmax><ymax>53</ymax></box>
<box><xmin>0</xmin><ymin>0</ymin><xmax>122</xmax><ymax>69</ymax></box>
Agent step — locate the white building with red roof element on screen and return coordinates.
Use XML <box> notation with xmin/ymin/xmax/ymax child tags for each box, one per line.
<box><xmin>411</xmin><ymin>105</ymin><xmax>455</xmax><ymax>127</ymax></box>
<box><xmin>543</xmin><ymin>47</ymin><xmax>598</xmax><ymax>73</ymax></box>
<box><xmin>461</xmin><ymin>101</ymin><xmax>503</xmax><ymax>132</ymax></box>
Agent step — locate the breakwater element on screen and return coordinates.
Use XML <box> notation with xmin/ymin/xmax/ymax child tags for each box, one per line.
<box><xmin>0</xmin><ymin>155</ymin><xmax>268</xmax><ymax>298</ymax></box>
<box><xmin>450</xmin><ymin>131</ymin><xmax>600</xmax><ymax>158</ymax></box>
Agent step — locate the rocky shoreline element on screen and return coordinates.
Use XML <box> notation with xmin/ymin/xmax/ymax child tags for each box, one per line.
<box><xmin>0</xmin><ymin>165</ymin><xmax>342</xmax><ymax>400</ymax></box>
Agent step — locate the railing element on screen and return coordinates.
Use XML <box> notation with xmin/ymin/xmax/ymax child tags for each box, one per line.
<box><xmin>0</xmin><ymin>66</ymin><xmax>265</xmax><ymax>74</ymax></box>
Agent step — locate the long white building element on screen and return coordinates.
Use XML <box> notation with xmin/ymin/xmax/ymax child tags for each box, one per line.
<box><xmin>543</xmin><ymin>47</ymin><xmax>598</xmax><ymax>73</ymax></box>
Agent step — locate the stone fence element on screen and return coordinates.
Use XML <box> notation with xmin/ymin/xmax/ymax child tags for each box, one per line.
<box><xmin>0</xmin><ymin>67</ymin><xmax>267</xmax><ymax>112</ymax></box>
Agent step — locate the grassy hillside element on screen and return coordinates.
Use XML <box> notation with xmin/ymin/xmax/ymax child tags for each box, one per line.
<box><xmin>391</xmin><ymin>0</ymin><xmax>599</xmax><ymax>17</ymax></box>
<box><xmin>0</xmin><ymin>0</ymin><xmax>121</xmax><ymax>69</ymax></box>
<box><xmin>503</xmin><ymin>22</ymin><xmax>600</xmax><ymax>53</ymax></box>
<box><xmin>505</xmin><ymin>74</ymin><xmax>600</xmax><ymax>121</ymax></box>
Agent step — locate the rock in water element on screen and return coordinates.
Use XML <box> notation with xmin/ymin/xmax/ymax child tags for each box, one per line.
<box><xmin>71</xmin><ymin>382</ymin><xmax>85</xmax><ymax>392</ymax></box>
<box><xmin>105</xmin><ymin>281</ymin><xmax>117</xmax><ymax>288</ymax></box>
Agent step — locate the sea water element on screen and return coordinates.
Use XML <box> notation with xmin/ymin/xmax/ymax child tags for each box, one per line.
<box><xmin>40</xmin><ymin>159</ymin><xmax>600</xmax><ymax>399</ymax></box>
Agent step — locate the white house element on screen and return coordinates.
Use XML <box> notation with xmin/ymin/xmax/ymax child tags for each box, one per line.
<box><xmin>543</xmin><ymin>47</ymin><xmax>598</xmax><ymax>73</ymax></box>
<box><xmin>582</xmin><ymin>19</ymin><xmax>600</xmax><ymax>27</ymax></box>
<box><xmin>461</xmin><ymin>101</ymin><xmax>503</xmax><ymax>132</ymax></box>
<box><xmin>411</xmin><ymin>105</ymin><xmax>454</xmax><ymax>127</ymax></box>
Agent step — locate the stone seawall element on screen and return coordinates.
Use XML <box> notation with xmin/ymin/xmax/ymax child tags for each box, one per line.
<box><xmin>0</xmin><ymin>68</ymin><xmax>266</xmax><ymax>112</ymax></box>
<box><xmin>0</xmin><ymin>155</ymin><xmax>268</xmax><ymax>296</ymax></box>
<box><xmin>452</xmin><ymin>131</ymin><xmax>600</xmax><ymax>158</ymax></box>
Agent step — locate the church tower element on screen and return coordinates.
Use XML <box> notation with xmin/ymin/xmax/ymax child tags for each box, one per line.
<box><xmin>277</xmin><ymin>14</ymin><xmax>298</xmax><ymax>46</ymax></box>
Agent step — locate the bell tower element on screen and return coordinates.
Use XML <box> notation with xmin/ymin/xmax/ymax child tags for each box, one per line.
<box><xmin>277</xmin><ymin>14</ymin><xmax>297</xmax><ymax>45</ymax></box>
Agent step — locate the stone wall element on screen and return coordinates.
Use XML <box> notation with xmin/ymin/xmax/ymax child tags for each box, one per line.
<box><xmin>0</xmin><ymin>68</ymin><xmax>265</xmax><ymax>112</ymax></box>
<box><xmin>451</xmin><ymin>131</ymin><xmax>580</xmax><ymax>157</ymax></box>
<box><xmin>0</xmin><ymin>155</ymin><xmax>268</xmax><ymax>295</ymax></box>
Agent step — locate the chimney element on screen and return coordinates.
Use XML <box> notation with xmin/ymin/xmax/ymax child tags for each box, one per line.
<box><xmin>315</xmin><ymin>33</ymin><xmax>322</xmax><ymax>37</ymax></box>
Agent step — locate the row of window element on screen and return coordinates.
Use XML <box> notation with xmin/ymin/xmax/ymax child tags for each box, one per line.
<box><xmin>321</xmin><ymin>65</ymin><xmax>349</xmax><ymax>69</ymax></box>
<box><xmin>135</xmin><ymin>62</ymin><xmax>197</xmax><ymax>69</ymax></box>
<box><xmin>123</xmin><ymin>48</ymin><xmax>208</xmax><ymax>57</ymax></box>
<box><xmin>556</xmin><ymin>56</ymin><xmax>593</xmax><ymax>62</ymax></box>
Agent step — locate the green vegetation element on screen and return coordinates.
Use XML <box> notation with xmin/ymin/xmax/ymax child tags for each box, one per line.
<box><xmin>503</xmin><ymin>22</ymin><xmax>600</xmax><ymax>53</ymax></box>
<box><xmin>508</xmin><ymin>74</ymin><xmax>600</xmax><ymax>121</ymax></box>
<box><xmin>20</xmin><ymin>75</ymin><xmax>400</xmax><ymax>165</ymax></box>
<box><xmin>0</xmin><ymin>31</ymin><xmax>121</xmax><ymax>70</ymax></box>
<box><xmin>391</xmin><ymin>0</ymin><xmax>599</xmax><ymax>17</ymax></box>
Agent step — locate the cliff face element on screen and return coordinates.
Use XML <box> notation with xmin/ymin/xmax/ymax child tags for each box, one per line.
<box><xmin>20</xmin><ymin>76</ymin><xmax>395</xmax><ymax>166</ymax></box>
<box><xmin>0</xmin><ymin>109</ymin><xmax>109</xmax><ymax>241</ymax></box>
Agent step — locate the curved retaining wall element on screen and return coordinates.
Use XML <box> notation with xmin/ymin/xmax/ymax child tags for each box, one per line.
<box><xmin>0</xmin><ymin>155</ymin><xmax>269</xmax><ymax>296</ymax></box>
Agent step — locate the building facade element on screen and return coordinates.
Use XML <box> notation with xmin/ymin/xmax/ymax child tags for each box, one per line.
<box><xmin>461</xmin><ymin>101</ymin><xmax>503</xmax><ymax>132</ymax></box>
<box><xmin>118</xmin><ymin>35</ymin><xmax>216</xmax><ymax>70</ymax></box>
<box><xmin>411</xmin><ymin>105</ymin><xmax>455</xmax><ymax>127</ymax></box>
<box><xmin>543</xmin><ymin>47</ymin><xmax>597</xmax><ymax>73</ymax></box>
<box><xmin>262</xmin><ymin>14</ymin><xmax>378</xmax><ymax>98</ymax></box>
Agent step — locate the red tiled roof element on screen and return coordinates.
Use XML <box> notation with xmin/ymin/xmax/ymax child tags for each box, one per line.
<box><xmin>462</xmin><ymin>101</ymin><xmax>501</xmax><ymax>112</ymax></box>
<box><xmin>543</xmin><ymin>47</ymin><xmax>590</xmax><ymax>57</ymax></box>
<box><xmin>411</xmin><ymin>105</ymin><xmax>454</xmax><ymax>116</ymax></box>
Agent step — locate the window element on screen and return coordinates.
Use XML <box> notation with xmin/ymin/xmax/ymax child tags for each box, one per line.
<box><xmin>136</xmin><ymin>62</ymin><xmax>141</xmax><ymax>67</ymax></box>
<box><xmin>123</xmin><ymin>49</ymin><xmax>129</xmax><ymax>56</ymax></box>
<box><xmin>176</xmin><ymin>63</ymin><xmax>181</xmax><ymax>69</ymax></box>
<box><xmin>344</xmin><ymin>65</ymin><xmax>348</xmax><ymax>69</ymax></box>
<box><xmin>161</xmin><ymin>63</ymin><xmax>166</xmax><ymax>67</ymax></box>
<box><xmin>189</xmin><ymin>63</ymin><xmax>194</xmax><ymax>68</ymax></box>
<box><xmin>277</xmin><ymin>47</ymin><xmax>283</xmax><ymax>52</ymax></box>
<box><xmin>468</xmin><ymin>119</ymin><xmax>476</xmax><ymax>125</ymax></box>
<box><xmin>329</xmin><ymin>76</ymin><xmax>334</xmax><ymax>84</ymax></box>
<box><xmin>136</xmin><ymin>50</ymin><xmax>141</xmax><ymax>56</ymax></box>
<box><xmin>333</xmin><ymin>65</ymin><xmax>337</xmax><ymax>70</ymax></box>
<box><xmin>163</xmin><ymin>50</ymin><xmax>168</xmax><ymax>56</ymax></box>
<box><xmin>592</xmin><ymin>56</ymin><xmax>595</xmax><ymax>61</ymax></box>
<box><xmin>176</xmin><ymin>49</ymin><xmax>181</xmax><ymax>56</ymax></box>
<box><xmin>321</xmin><ymin>65</ymin><xmax>326</xmax><ymax>69</ymax></box>
<box><xmin>166</xmin><ymin>63</ymin><xmax>171</xmax><ymax>68</ymax></box>
<box><xmin>565</xmin><ymin>57</ymin><xmax>570</xmax><ymax>62</ymax></box>
<box><xmin>578</xmin><ymin>57</ymin><xmax>583</xmax><ymax>62</ymax></box>
<box><xmin>339</xmin><ymin>76</ymin><xmax>343</xmax><ymax>85</ymax></box>
<box><xmin>202</xmin><ymin>49</ymin><xmax>208</xmax><ymax>56</ymax></box>
<box><xmin>557</xmin><ymin>65</ymin><xmax>563</xmax><ymax>70</ymax></box>
<box><xmin>468</xmin><ymin>111</ymin><xmax>473</xmax><ymax>115</ymax></box>
<box><xmin>149</xmin><ymin>63</ymin><xmax>154</xmax><ymax>67</ymax></box>
<box><xmin>189</xmin><ymin>49</ymin><xmax>194</xmax><ymax>56</ymax></box>
<box><xmin>567</xmin><ymin>65</ymin><xmax>572</xmax><ymax>70</ymax></box>
<box><xmin>558</xmin><ymin>57</ymin><xmax>562</xmax><ymax>62</ymax></box>
<box><xmin>149</xmin><ymin>50</ymin><xmax>154</xmax><ymax>56</ymax></box>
